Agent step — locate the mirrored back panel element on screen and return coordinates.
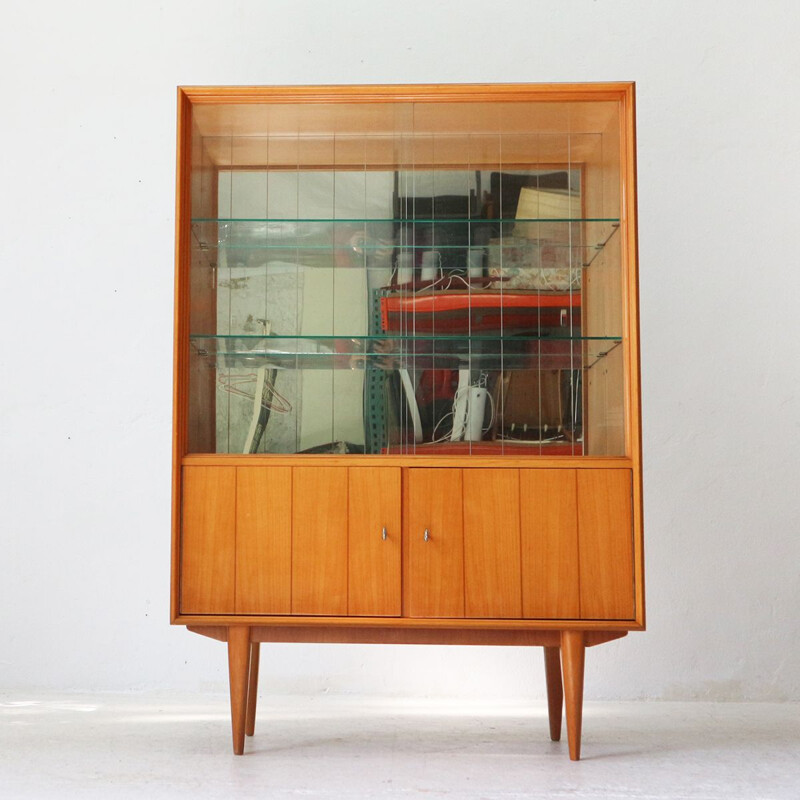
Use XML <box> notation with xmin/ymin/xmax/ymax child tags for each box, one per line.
<box><xmin>185</xmin><ymin>96</ymin><xmax>626</xmax><ymax>456</ymax></box>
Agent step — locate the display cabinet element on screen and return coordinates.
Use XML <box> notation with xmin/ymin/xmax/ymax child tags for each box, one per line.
<box><xmin>172</xmin><ymin>83</ymin><xmax>643</xmax><ymax>760</ymax></box>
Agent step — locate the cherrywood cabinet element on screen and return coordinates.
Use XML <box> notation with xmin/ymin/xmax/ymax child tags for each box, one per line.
<box><xmin>179</xmin><ymin>466</ymin><xmax>235</xmax><ymax>614</ymax></box>
<box><xmin>463</xmin><ymin>468</ymin><xmax>522</xmax><ymax>619</ymax></box>
<box><xmin>520</xmin><ymin>469</ymin><xmax>580</xmax><ymax>618</ymax></box>
<box><xmin>172</xmin><ymin>83</ymin><xmax>644</xmax><ymax>760</ymax></box>
<box><xmin>180</xmin><ymin>466</ymin><xmax>634</xmax><ymax>622</ymax></box>
<box><xmin>577</xmin><ymin>469</ymin><xmax>635</xmax><ymax>619</ymax></box>
<box><xmin>406</xmin><ymin>468</ymin><xmax>465</xmax><ymax>618</ymax></box>
<box><xmin>291</xmin><ymin>467</ymin><xmax>349</xmax><ymax>615</ymax></box>
<box><xmin>236</xmin><ymin>466</ymin><xmax>291</xmax><ymax>614</ymax></box>
<box><xmin>348</xmin><ymin>467</ymin><xmax>402</xmax><ymax>617</ymax></box>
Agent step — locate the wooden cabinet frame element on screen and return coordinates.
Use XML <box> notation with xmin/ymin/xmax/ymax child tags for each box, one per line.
<box><xmin>172</xmin><ymin>83</ymin><xmax>644</xmax><ymax>761</ymax></box>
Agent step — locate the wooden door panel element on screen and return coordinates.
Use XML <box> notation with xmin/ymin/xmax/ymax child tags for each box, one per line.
<box><xmin>577</xmin><ymin>469</ymin><xmax>635</xmax><ymax>619</ymax></box>
<box><xmin>180</xmin><ymin>466</ymin><xmax>236</xmax><ymax>614</ymax></box>
<box><xmin>520</xmin><ymin>469</ymin><xmax>580</xmax><ymax>618</ymax></box>
<box><xmin>236</xmin><ymin>467</ymin><xmax>292</xmax><ymax>614</ymax></box>
<box><xmin>292</xmin><ymin>467</ymin><xmax>348</xmax><ymax>615</ymax></box>
<box><xmin>407</xmin><ymin>469</ymin><xmax>464</xmax><ymax>618</ymax></box>
<box><xmin>348</xmin><ymin>467</ymin><xmax>401</xmax><ymax>616</ymax></box>
<box><xmin>463</xmin><ymin>469</ymin><xmax>522</xmax><ymax>618</ymax></box>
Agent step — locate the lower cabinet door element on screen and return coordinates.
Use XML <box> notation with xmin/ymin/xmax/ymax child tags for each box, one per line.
<box><xmin>520</xmin><ymin>469</ymin><xmax>580</xmax><ymax>619</ymax></box>
<box><xmin>291</xmin><ymin>466</ymin><xmax>348</xmax><ymax>615</ymax></box>
<box><xmin>348</xmin><ymin>467</ymin><xmax>401</xmax><ymax>616</ymax></box>
<box><xmin>180</xmin><ymin>464</ymin><xmax>633</xmax><ymax>623</ymax></box>
<box><xmin>577</xmin><ymin>469</ymin><xmax>635</xmax><ymax>619</ymax></box>
<box><xmin>235</xmin><ymin>467</ymin><xmax>292</xmax><ymax>614</ymax></box>
<box><xmin>180</xmin><ymin>466</ymin><xmax>236</xmax><ymax>614</ymax></box>
<box><xmin>407</xmin><ymin>468</ymin><xmax>464</xmax><ymax>618</ymax></box>
<box><xmin>463</xmin><ymin>469</ymin><xmax>522</xmax><ymax>618</ymax></box>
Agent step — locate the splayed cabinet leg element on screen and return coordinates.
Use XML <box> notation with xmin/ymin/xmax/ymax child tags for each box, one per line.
<box><xmin>245</xmin><ymin>642</ymin><xmax>260</xmax><ymax>737</ymax></box>
<box><xmin>543</xmin><ymin>646</ymin><xmax>563</xmax><ymax>741</ymax></box>
<box><xmin>561</xmin><ymin>630</ymin><xmax>585</xmax><ymax>761</ymax></box>
<box><xmin>228</xmin><ymin>626</ymin><xmax>251</xmax><ymax>755</ymax></box>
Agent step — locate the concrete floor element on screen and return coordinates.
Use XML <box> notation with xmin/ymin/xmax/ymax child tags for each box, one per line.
<box><xmin>1</xmin><ymin>693</ymin><xmax>798</xmax><ymax>799</ymax></box>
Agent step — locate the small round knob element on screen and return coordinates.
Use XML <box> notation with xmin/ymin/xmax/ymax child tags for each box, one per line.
<box><xmin>382</xmin><ymin>526</ymin><xmax>387</xmax><ymax>541</ymax></box>
<box><xmin>424</xmin><ymin>529</ymin><xmax>430</xmax><ymax>542</ymax></box>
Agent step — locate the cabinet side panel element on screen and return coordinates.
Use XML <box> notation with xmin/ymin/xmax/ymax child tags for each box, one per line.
<box><xmin>180</xmin><ymin>466</ymin><xmax>236</xmax><ymax>613</ymax></box>
<box><xmin>586</xmin><ymin>345</ymin><xmax>626</xmax><ymax>457</ymax></box>
<box><xmin>584</xmin><ymin>228</ymin><xmax>625</xmax><ymax>456</ymax></box>
<box><xmin>187</xmin><ymin>124</ymin><xmax>217</xmax><ymax>453</ymax></box>
<box><xmin>292</xmin><ymin>467</ymin><xmax>348</xmax><ymax>615</ymax></box>
<box><xmin>236</xmin><ymin>467</ymin><xmax>292</xmax><ymax>614</ymax></box>
<box><xmin>463</xmin><ymin>469</ymin><xmax>522</xmax><ymax>618</ymax></box>
<box><xmin>348</xmin><ymin>468</ymin><xmax>402</xmax><ymax>616</ymax></box>
<box><xmin>172</xmin><ymin>90</ymin><xmax>193</xmax><ymax>621</ymax></box>
<box><xmin>622</xmin><ymin>85</ymin><xmax>645</xmax><ymax>626</ymax></box>
<box><xmin>520</xmin><ymin>469</ymin><xmax>580</xmax><ymax>618</ymax></box>
<box><xmin>584</xmin><ymin>228</ymin><xmax>622</xmax><ymax>344</ymax></box>
<box><xmin>577</xmin><ymin>469</ymin><xmax>634</xmax><ymax>619</ymax></box>
<box><xmin>406</xmin><ymin>469</ymin><xmax>464</xmax><ymax>618</ymax></box>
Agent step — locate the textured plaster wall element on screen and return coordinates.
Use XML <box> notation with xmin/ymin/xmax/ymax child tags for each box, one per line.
<box><xmin>1</xmin><ymin>0</ymin><xmax>799</xmax><ymax>700</ymax></box>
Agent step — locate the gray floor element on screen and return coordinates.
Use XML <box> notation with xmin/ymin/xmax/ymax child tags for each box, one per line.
<box><xmin>1</xmin><ymin>693</ymin><xmax>799</xmax><ymax>799</ymax></box>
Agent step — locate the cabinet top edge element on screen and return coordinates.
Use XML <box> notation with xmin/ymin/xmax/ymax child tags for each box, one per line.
<box><xmin>178</xmin><ymin>82</ymin><xmax>635</xmax><ymax>105</ymax></box>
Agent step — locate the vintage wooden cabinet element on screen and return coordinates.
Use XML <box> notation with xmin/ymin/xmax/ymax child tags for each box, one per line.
<box><xmin>172</xmin><ymin>83</ymin><xmax>643</xmax><ymax>759</ymax></box>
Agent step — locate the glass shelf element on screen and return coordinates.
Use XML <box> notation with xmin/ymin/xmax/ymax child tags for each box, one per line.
<box><xmin>196</xmin><ymin>242</ymin><xmax>601</xmax><ymax>252</ymax></box>
<box><xmin>192</xmin><ymin>217</ymin><xmax>620</xmax><ymax>224</ymax></box>
<box><xmin>190</xmin><ymin>219</ymin><xmax>620</xmax><ymax>267</ymax></box>
<box><xmin>190</xmin><ymin>334</ymin><xmax>620</xmax><ymax>371</ymax></box>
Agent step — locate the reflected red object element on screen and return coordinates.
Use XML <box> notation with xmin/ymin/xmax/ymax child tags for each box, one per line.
<box><xmin>381</xmin><ymin>441</ymin><xmax>583</xmax><ymax>456</ymax></box>
<box><xmin>380</xmin><ymin>291</ymin><xmax>581</xmax><ymax>333</ymax></box>
<box><xmin>416</xmin><ymin>369</ymin><xmax>458</xmax><ymax>406</ymax></box>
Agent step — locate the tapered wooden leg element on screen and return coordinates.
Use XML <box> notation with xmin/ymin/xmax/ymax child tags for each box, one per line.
<box><xmin>561</xmin><ymin>630</ymin><xmax>585</xmax><ymax>761</ymax></box>
<box><xmin>228</xmin><ymin>626</ymin><xmax>251</xmax><ymax>755</ymax></box>
<box><xmin>245</xmin><ymin>642</ymin><xmax>260</xmax><ymax>737</ymax></box>
<box><xmin>543</xmin><ymin>646</ymin><xmax>563</xmax><ymax>741</ymax></box>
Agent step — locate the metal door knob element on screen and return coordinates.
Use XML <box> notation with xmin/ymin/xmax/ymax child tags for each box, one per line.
<box><xmin>382</xmin><ymin>526</ymin><xmax>387</xmax><ymax>541</ymax></box>
<box><xmin>424</xmin><ymin>529</ymin><xmax>430</xmax><ymax>542</ymax></box>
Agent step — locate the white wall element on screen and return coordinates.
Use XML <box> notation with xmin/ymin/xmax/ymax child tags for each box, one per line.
<box><xmin>2</xmin><ymin>0</ymin><xmax>799</xmax><ymax>701</ymax></box>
